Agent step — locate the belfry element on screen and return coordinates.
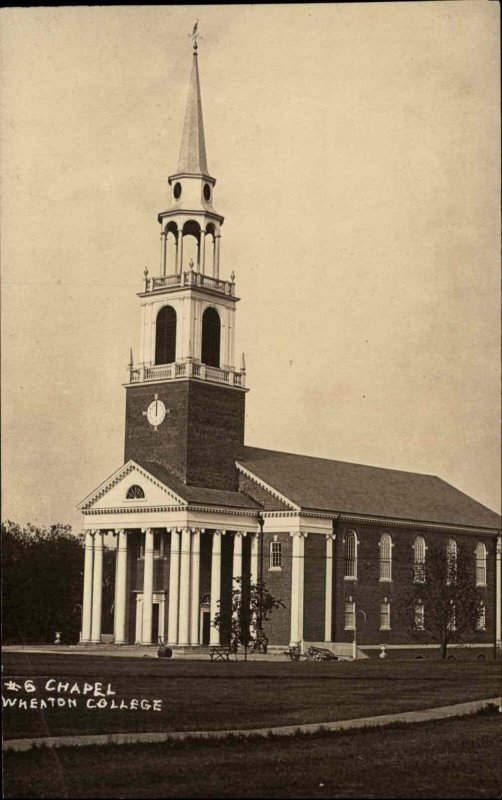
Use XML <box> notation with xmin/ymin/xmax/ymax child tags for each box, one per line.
<box><xmin>79</xmin><ymin>33</ymin><xmax>501</xmax><ymax>658</ymax></box>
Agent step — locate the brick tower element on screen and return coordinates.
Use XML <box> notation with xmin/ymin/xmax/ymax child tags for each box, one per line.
<box><xmin>124</xmin><ymin>33</ymin><xmax>247</xmax><ymax>490</ymax></box>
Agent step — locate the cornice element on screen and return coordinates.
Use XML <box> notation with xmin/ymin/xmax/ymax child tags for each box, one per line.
<box><xmin>157</xmin><ymin>209</ymin><xmax>224</xmax><ymax>224</ymax></box>
<box><xmin>83</xmin><ymin>503</ymin><xmax>260</xmax><ymax>518</ymax></box>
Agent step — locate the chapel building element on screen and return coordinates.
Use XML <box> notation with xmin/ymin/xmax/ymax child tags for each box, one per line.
<box><xmin>79</xmin><ymin>38</ymin><xmax>501</xmax><ymax>658</ymax></box>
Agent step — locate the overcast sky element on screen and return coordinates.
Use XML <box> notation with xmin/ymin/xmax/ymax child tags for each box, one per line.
<box><xmin>1</xmin><ymin>3</ymin><xmax>500</xmax><ymax>532</ymax></box>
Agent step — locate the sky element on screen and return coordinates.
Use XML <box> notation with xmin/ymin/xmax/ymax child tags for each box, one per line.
<box><xmin>1</xmin><ymin>3</ymin><xmax>500</xmax><ymax>533</ymax></box>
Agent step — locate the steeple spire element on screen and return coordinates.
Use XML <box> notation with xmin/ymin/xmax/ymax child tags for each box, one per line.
<box><xmin>177</xmin><ymin>23</ymin><xmax>208</xmax><ymax>175</ymax></box>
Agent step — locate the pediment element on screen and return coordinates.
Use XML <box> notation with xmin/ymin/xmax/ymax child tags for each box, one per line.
<box><xmin>78</xmin><ymin>461</ymin><xmax>186</xmax><ymax>511</ymax></box>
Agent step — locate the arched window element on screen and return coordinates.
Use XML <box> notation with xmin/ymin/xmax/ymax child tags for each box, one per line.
<box><xmin>379</xmin><ymin>533</ymin><xmax>392</xmax><ymax>581</ymax></box>
<box><xmin>475</xmin><ymin>542</ymin><xmax>487</xmax><ymax>586</ymax></box>
<box><xmin>413</xmin><ymin>536</ymin><xmax>426</xmax><ymax>583</ymax></box>
<box><xmin>155</xmin><ymin>305</ymin><xmax>177</xmax><ymax>365</ymax></box>
<box><xmin>446</xmin><ymin>538</ymin><xmax>457</xmax><ymax>584</ymax></box>
<box><xmin>126</xmin><ymin>485</ymin><xmax>145</xmax><ymax>499</ymax></box>
<box><xmin>344</xmin><ymin>530</ymin><xmax>357</xmax><ymax>579</ymax></box>
<box><xmin>201</xmin><ymin>307</ymin><xmax>221</xmax><ymax>367</ymax></box>
<box><xmin>476</xmin><ymin>602</ymin><xmax>486</xmax><ymax>631</ymax></box>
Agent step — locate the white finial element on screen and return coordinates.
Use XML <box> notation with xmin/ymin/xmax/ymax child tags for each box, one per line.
<box><xmin>231</xmin><ymin>270</ymin><xmax>235</xmax><ymax>283</ymax></box>
<box><xmin>143</xmin><ymin>267</ymin><xmax>149</xmax><ymax>292</ymax></box>
<box><xmin>240</xmin><ymin>352</ymin><xmax>246</xmax><ymax>373</ymax></box>
<box><xmin>189</xmin><ymin>258</ymin><xmax>195</xmax><ymax>271</ymax></box>
<box><xmin>128</xmin><ymin>348</ymin><xmax>134</xmax><ymax>368</ymax></box>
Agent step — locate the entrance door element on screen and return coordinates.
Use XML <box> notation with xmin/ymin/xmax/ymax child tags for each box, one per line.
<box><xmin>152</xmin><ymin>604</ymin><xmax>159</xmax><ymax>644</ymax></box>
<box><xmin>202</xmin><ymin>611</ymin><xmax>211</xmax><ymax>645</ymax></box>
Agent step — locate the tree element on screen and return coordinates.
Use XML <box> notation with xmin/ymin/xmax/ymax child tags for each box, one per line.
<box><xmin>212</xmin><ymin>577</ymin><xmax>285</xmax><ymax>660</ymax></box>
<box><xmin>2</xmin><ymin>520</ymin><xmax>84</xmax><ymax>644</ymax></box>
<box><xmin>399</xmin><ymin>543</ymin><xmax>485</xmax><ymax>659</ymax></box>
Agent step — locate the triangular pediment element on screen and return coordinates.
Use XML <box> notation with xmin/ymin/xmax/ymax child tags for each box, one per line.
<box><xmin>78</xmin><ymin>461</ymin><xmax>186</xmax><ymax>511</ymax></box>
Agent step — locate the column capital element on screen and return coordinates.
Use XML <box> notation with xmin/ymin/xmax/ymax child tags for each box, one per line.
<box><xmin>290</xmin><ymin>531</ymin><xmax>308</xmax><ymax>538</ymax></box>
<box><xmin>326</xmin><ymin>533</ymin><xmax>336</xmax><ymax>540</ymax></box>
<box><xmin>141</xmin><ymin>527</ymin><xmax>152</xmax><ymax>534</ymax></box>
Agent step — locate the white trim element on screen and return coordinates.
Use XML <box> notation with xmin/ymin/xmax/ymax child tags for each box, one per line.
<box><xmin>236</xmin><ymin>463</ymin><xmax>300</xmax><ymax>511</ymax></box>
<box><xmin>78</xmin><ymin>460</ymin><xmax>187</xmax><ymax>511</ymax></box>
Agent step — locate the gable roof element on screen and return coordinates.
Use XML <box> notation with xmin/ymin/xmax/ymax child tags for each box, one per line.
<box><xmin>237</xmin><ymin>446</ymin><xmax>501</xmax><ymax>530</ymax></box>
<box><xmin>136</xmin><ymin>461</ymin><xmax>260</xmax><ymax>510</ymax></box>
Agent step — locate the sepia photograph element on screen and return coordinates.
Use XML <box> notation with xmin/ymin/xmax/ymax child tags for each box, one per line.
<box><xmin>1</xmin><ymin>3</ymin><xmax>501</xmax><ymax>798</ymax></box>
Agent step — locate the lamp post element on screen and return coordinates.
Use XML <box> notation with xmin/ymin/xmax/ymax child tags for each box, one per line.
<box><xmin>352</xmin><ymin>608</ymin><xmax>367</xmax><ymax>661</ymax></box>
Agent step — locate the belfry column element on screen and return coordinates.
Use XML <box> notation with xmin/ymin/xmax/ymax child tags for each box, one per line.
<box><xmin>142</xmin><ymin>528</ymin><xmax>154</xmax><ymax>644</ymax></box>
<box><xmin>198</xmin><ymin>231</ymin><xmax>206</xmax><ymax>273</ymax></box>
<box><xmin>176</xmin><ymin>232</ymin><xmax>184</xmax><ymax>275</ymax></box>
<box><xmin>190</xmin><ymin>529</ymin><xmax>201</xmax><ymax>645</ymax></box>
<box><xmin>210</xmin><ymin>530</ymin><xmax>222</xmax><ymax>645</ymax></box>
<box><xmin>114</xmin><ymin>529</ymin><xmax>128</xmax><ymax>645</ymax></box>
<box><xmin>168</xmin><ymin>529</ymin><xmax>181</xmax><ymax>644</ymax></box>
<box><xmin>90</xmin><ymin>531</ymin><xmax>103</xmax><ymax>643</ymax></box>
<box><xmin>160</xmin><ymin>231</ymin><xmax>167</xmax><ymax>276</ymax></box>
<box><xmin>324</xmin><ymin>535</ymin><xmax>334</xmax><ymax>643</ymax></box>
<box><xmin>178</xmin><ymin>527</ymin><xmax>192</xmax><ymax>646</ymax></box>
<box><xmin>81</xmin><ymin>531</ymin><xmax>94</xmax><ymax>643</ymax></box>
<box><xmin>214</xmin><ymin>234</ymin><xmax>221</xmax><ymax>278</ymax></box>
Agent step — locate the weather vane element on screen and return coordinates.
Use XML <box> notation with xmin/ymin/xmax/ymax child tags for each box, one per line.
<box><xmin>189</xmin><ymin>20</ymin><xmax>202</xmax><ymax>51</ymax></box>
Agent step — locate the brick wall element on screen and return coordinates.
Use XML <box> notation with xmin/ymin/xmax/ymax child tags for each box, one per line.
<box><xmin>262</xmin><ymin>532</ymin><xmax>292</xmax><ymax>646</ymax></box>
<box><xmin>303</xmin><ymin>534</ymin><xmax>326</xmax><ymax>641</ymax></box>
<box><xmin>124</xmin><ymin>380</ymin><xmax>245</xmax><ymax>490</ymax></box>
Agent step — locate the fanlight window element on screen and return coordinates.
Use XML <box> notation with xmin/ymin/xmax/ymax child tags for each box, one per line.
<box><xmin>475</xmin><ymin>542</ymin><xmax>487</xmax><ymax>586</ymax></box>
<box><xmin>126</xmin><ymin>485</ymin><xmax>145</xmax><ymax>500</ymax></box>
<box><xmin>344</xmin><ymin>530</ymin><xmax>357</xmax><ymax>579</ymax></box>
<box><xmin>379</xmin><ymin>533</ymin><xmax>392</xmax><ymax>581</ymax></box>
<box><xmin>155</xmin><ymin>305</ymin><xmax>177</xmax><ymax>365</ymax></box>
<box><xmin>201</xmin><ymin>307</ymin><xmax>221</xmax><ymax>367</ymax></box>
<box><xmin>413</xmin><ymin>536</ymin><xmax>426</xmax><ymax>583</ymax></box>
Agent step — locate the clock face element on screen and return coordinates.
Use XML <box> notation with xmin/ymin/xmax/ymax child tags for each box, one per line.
<box><xmin>146</xmin><ymin>399</ymin><xmax>166</xmax><ymax>427</ymax></box>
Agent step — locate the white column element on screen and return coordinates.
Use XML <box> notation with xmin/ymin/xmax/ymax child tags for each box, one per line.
<box><xmin>210</xmin><ymin>530</ymin><xmax>222</xmax><ymax>645</ymax></box>
<box><xmin>90</xmin><ymin>531</ymin><xmax>103</xmax><ymax>643</ymax></box>
<box><xmin>325</xmin><ymin>535</ymin><xmax>334</xmax><ymax>643</ymax></box>
<box><xmin>168</xmin><ymin>529</ymin><xmax>180</xmax><ymax>644</ymax></box>
<box><xmin>114</xmin><ymin>529</ymin><xmax>128</xmax><ymax>645</ymax></box>
<box><xmin>298</xmin><ymin>534</ymin><xmax>305</xmax><ymax>644</ymax></box>
<box><xmin>190</xmin><ymin>529</ymin><xmax>201</xmax><ymax>645</ymax></box>
<box><xmin>81</xmin><ymin>531</ymin><xmax>94</xmax><ymax>642</ymax></box>
<box><xmin>290</xmin><ymin>533</ymin><xmax>300</xmax><ymax>645</ymax></box>
<box><xmin>496</xmin><ymin>534</ymin><xmax>501</xmax><ymax>656</ymax></box>
<box><xmin>160</xmin><ymin>231</ymin><xmax>167</xmax><ymax>276</ymax></box>
<box><xmin>250</xmin><ymin>534</ymin><xmax>259</xmax><ymax>586</ymax></box>
<box><xmin>178</xmin><ymin>527</ymin><xmax>191</xmax><ymax>646</ymax></box>
<box><xmin>232</xmin><ymin>533</ymin><xmax>243</xmax><ymax>588</ymax></box>
<box><xmin>214</xmin><ymin>235</ymin><xmax>221</xmax><ymax>278</ymax></box>
<box><xmin>176</xmin><ymin>232</ymin><xmax>184</xmax><ymax>274</ymax></box>
<box><xmin>141</xmin><ymin>529</ymin><xmax>154</xmax><ymax>645</ymax></box>
<box><xmin>199</xmin><ymin>231</ymin><xmax>206</xmax><ymax>273</ymax></box>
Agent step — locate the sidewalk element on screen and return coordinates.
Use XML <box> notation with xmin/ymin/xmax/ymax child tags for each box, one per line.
<box><xmin>3</xmin><ymin>697</ymin><xmax>500</xmax><ymax>753</ymax></box>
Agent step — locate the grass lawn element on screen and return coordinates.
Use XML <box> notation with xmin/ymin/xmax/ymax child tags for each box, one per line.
<box><xmin>2</xmin><ymin>652</ymin><xmax>500</xmax><ymax>741</ymax></box>
<box><xmin>3</xmin><ymin>710</ymin><xmax>501</xmax><ymax>798</ymax></box>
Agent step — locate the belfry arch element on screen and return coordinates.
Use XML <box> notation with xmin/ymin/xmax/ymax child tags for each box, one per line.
<box><xmin>155</xmin><ymin>305</ymin><xmax>177</xmax><ymax>365</ymax></box>
<box><xmin>201</xmin><ymin>306</ymin><xmax>221</xmax><ymax>367</ymax></box>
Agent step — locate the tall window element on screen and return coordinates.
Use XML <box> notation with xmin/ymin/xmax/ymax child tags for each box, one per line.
<box><xmin>155</xmin><ymin>305</ymin><xmax>177</xmax><ymax>365</ymax></box>
<box><xmin>476</xmin><ymin>602</ymin><xmax>486</xmax><ymax>631</ymax></box>
<box><xmin>344</xmin><ymin>530</ymin><xmax>357</xmax><ymax>579</ymax></box>
<box><xmin>201</xmin><ymin>307</ymin><xmax>221</xmax><ymax>367</ymax></box>
<box><xmin>475</xmin><ymin>542</ymin><xmax>487</xmax><ymax>586</ymax></box>
<box><xmin>415</xmin><ymin>601</ymin><xmax>425</xmax><ymax>631</ymax></box>
<box><xmin>270</xmin><ymin>541</ymin><xmax>282</xmax><ymax>569</ymax></box>
<box><xmin>344</xmin><ymin>599</ymin><xmax>355</xmax><ymax>630</ymax></box>
<box><xmin>413</xmin><ymin>536</ymin><xmax>426</xmax><ymax>583</ymax></box>
<box><xmin>380</xmin><ymin>600</ymin><xmax>391</xmax><ymax>630</ymax></box>
<box><xmin>379</xmin><ymin>533</ymin><xmax>392</xmax><ymax>581</ymax></box>
<box><xmin>153</xmin><ymin>532</ymin><xmax>165</xmax><ymax>558</ymax></box>
<box><xmin>446</xmin><ymin>538</ymin><xmax>458</xmax><ymax>584</ymax></box>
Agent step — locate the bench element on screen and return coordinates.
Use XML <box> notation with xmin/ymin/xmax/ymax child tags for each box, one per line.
<box><xmin>209</xmin><ymin>646</ymin><xmax>233</xmax><ymax>662</ymax></box>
